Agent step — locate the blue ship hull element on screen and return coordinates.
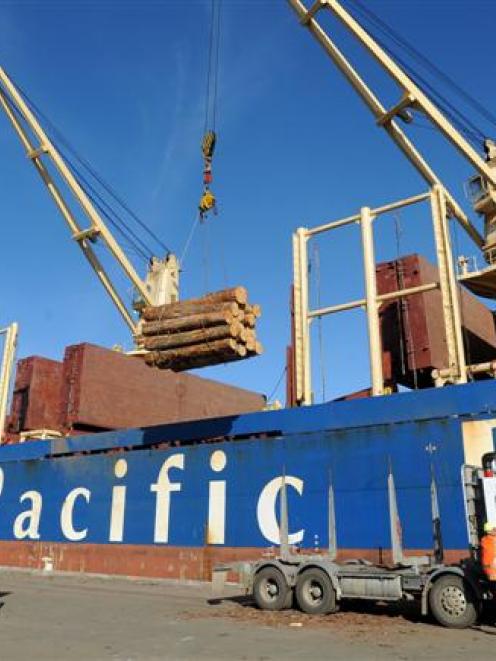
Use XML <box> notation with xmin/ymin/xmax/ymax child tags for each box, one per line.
<box><xmin>0</xmin><ymin>381</ymin><xmax>494</xmax><ymax>579</ymax></box>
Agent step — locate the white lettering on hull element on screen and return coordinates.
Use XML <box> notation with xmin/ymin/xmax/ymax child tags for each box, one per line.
<box><xmin>257</xmin><ymin>476</ymin><xmax>304</xmax><ymax>545</ymax></box>
<box><xmin>0</xmin><ymin>450</ymin><xmax>313</xmax><ymax>547</ymax></box>
<box><xmin>150</xmin><ymin>454</ymin><xmax>184</xmax><ymax>543</ymax></box>
<box><xmin>109</xmin><ymin>459</ymin><xmax>128</xmax><ymax>542</ymax></box>
<box><xmin>14</xmin><ymin>490</ymin><xmax>42</xmax><ymax>540</ymax></box>
<box><xmin>61</xmin><ymin>488</ymin><xmax>91</xmax><ymax>541</ymax></box>
<box><xmin>208</xmin><ymin>450</ymin><xmax>227</xmax><ymax>544</ymax></box>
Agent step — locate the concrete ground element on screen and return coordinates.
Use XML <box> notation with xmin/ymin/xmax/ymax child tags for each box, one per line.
<box><xmin>0</xmin><ymin>568</ymin><xmax>495</xmax><ymax>660</ymax></box>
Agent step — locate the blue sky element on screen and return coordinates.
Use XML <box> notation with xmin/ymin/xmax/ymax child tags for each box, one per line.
<box><xmin>0</xmin><ymin>0</ymin><xmax>495</xmax><ymax>403</ymax></box>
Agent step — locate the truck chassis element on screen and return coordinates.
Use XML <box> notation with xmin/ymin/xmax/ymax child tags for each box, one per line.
<box><xmin>212</xmin><ymin>461</ymin><xmax>495</xmax><ymax>628</ymax></box>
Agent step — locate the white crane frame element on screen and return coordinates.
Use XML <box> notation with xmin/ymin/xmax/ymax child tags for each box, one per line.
<box><xmin>0</xmin><ymin>323</ymin><xmax>18</xmax><ymax>443</ymax></box>
<box><xmin>292</xmin><ymin>187</ymin><xmax>467</xmax><ymax>405</ymax></box>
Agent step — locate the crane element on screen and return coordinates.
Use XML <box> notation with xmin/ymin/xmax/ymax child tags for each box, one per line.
<box><xmin>287</xmin><ymin>0</ymin><xmax>495</xmax><ymax>249</ymax></box>
<box><xmin>0</xmin><ymin>322</ymin><xmax>18</xmax><ymax>443</ymax></box>
<box><xmin>286</xmin><ymin>0</ymin><xmax>496</xmax><ymax>404</ymax></box>
<box><xmin>2</xmin><ymin>1</ymin><xmax>494</xmax><ymax>406</ymax></box>
<box><xmin>0</xmin><ymin>67</ymin><xmax>179</xmax><ymax>337</ymax></box>
<box><xmin>0</xmin><ymin>43</ymin><xmax>263</xmax><ymax>388</ymax></box>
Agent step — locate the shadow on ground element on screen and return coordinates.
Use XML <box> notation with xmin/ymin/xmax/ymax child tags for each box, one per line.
<box><xmin>0</xmin><ymin>591</ymin><xmax>12</xmax><ymax>613</ymax></box>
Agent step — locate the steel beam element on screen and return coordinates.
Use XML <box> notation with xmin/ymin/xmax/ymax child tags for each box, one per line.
<box><xmin>0</xmin><ymin>323</ymin><xmax>18</xmax><ymax>443</ymax></box>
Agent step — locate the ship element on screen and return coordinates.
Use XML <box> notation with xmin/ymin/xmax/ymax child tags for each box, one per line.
<box><xmin>0</xmin><ymin>380</ymin><xmax>493</xmax><ymax>580</ymax></box>
<box><xmin>1</xmin><ymin>0</ymin><xmax>496</xmax><ymax>582</ymax></box>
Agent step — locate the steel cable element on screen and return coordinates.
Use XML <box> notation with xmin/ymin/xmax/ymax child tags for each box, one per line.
<box><xmin>15</xmin><ymin>83</ymin><xmax>172</xmax><ymax>255</ymax></box>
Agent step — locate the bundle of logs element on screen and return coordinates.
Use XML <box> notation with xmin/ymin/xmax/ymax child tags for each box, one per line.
<box><xmin>140</xmin><ymin>286</ymin><xmax>263</xmax><ymax>371</ymax></box>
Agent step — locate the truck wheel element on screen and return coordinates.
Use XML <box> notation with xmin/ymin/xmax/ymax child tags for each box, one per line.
<box><xmin>429</xmin><ymin>575</ymin><xmax>478</xmax><ymax>629</ymax></box>
<box><xmin>295</xmin><ymin>568</ymin><xmax>337</xmax><ymax>615</ymax></box>
<box><xmin>253</xmin><ymin>567</ymin><xmax>291</xmax><ymax>611</ymax></box>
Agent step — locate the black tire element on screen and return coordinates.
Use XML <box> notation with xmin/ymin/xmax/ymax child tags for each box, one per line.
<box><xmin>253</xmin><ymin>566</ymin><xmax>291</xmax><ymax>611</ymax></box>
<box><xmin>428</xmin><ymin>574</ymin><xmax>478</xmax><ymax>629</ymax></box>
<box><xmin>295</xmin><ymin>567</ymin><xmax>337</xmax><ymax>615</ymax></box>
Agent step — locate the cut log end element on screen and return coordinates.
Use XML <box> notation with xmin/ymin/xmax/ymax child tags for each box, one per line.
<box><xmin>141</xmin><ymin>285</ymin><xmax>260</xmax><ymax>371</ymax></box>
<box><xmin>244</xmin><ymin>303</ymin><xmax>261</xmax><ymax>318</ymax></box>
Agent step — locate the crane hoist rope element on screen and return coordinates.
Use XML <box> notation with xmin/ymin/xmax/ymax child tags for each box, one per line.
<box><xmin>199</xmin><ymin>0</ymin><xmax>222</xmax><ymax>221</ymax></box>
<box><xmin>345</xmin><ymin>0</ymin><xmax>496</xmax><ymax>133</ymax></box>
<box><xmin>342</xmin><ymin>0</ymin><xmax>495</xmax><ymax>153</ymax></box>
<box><xmin>9</xmin><ymin>85</ymin><xmax>170</xmax><ymax>266</ymax></box>
<box><xmin>345</xmin><ymin>1</ymin><xmax>488</xmax><ymax>148</ymax></box>
<box><xmin>14</xmin><ymin>84</ymin><xmax>172</xmax><ymax>259</ymax></box>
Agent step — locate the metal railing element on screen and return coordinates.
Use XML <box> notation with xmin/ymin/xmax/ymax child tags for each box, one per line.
<box><xmin>292</xmin><ymin>186</ymin><xmax>466</xmax><ymax>405</ymax></box>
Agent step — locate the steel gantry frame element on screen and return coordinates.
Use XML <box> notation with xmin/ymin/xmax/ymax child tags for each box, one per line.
<box><xmin>287</xmin><ymin>0</ymin><xmax>496</xmax><ymax>403</ymax></box>
<box><xmin>0</xmin><ymin>68</ymin><xmax>179</xmax><ymax>336</ymax></box>
<box><xmin>293</xmin><ymin>188</ymin><xmax>467</xmax><ymax>405</ymax></box>
<box><xmin>0</xmin><ymin>322</ymin><xmax>18</xmax><ymax>442</ymax></box>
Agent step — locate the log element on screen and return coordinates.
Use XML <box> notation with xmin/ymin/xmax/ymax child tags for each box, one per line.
<box><xmin>244</xmin><ymin>313</ymin><xmax>256</xmax><ymax>328</ymax></box>
<box><xmin>141</xmin><ymin>310</ymin><xmax>236</xmax><ymax>336</ymax></box>
<box><xmin>142</xmin><ymin>288</ymin><xmax>246</xmax><ymax>321</ymax></box>
<box><xmin>168</xmin><ymin>343</ymin><xmax>248</xmax><ymax>372</ymax></box>
<box><xmin>250</xmin><ymin>341</ymin><xmax>264</xmax><ymax>355</ymax></box>
<box><xmin>142</xmin><ymin>300</ymin><xmax>240</xmax><ymax>322</ymax></box>
<box><xmin>145</xmin><ymin>338</ymin><xmax>244</xmax><ymax>369</ymax></box>
<box><xmin>244</xmin><ymin>303</ymin><xmax>261</xmax><ymax>318</ymax></box>
<box><xmin>238</xmin><ymin>327</ymin><xmax>248</xmax><ymax>343</ymax></box>
<box><xmin>145</xmin><ymin>340</ymin><xmax>258</xmax><ymax>371</ymax></box>
<box><xmin>142</xmin><ymin>323</ymin><xmax>244</xmax><ymax>351</ymax></box>
<box><xmin>158</xmin><ymin>355</ymin><xmax>234</xmax><ymax>372</ymax></box>
<box><xmin>198</xmin><ymin>286</ymin><xmax>247</xmax><ymax>306</ymax></box>
<box><xmin>244</xmin><ymin>336</ymin><xmax>256</xmax><ymax>352</ymax></box>
<box><xmin>244</xmin><ymin>329</ymin><xmax>256</xmax><ymax>344</ymax></box>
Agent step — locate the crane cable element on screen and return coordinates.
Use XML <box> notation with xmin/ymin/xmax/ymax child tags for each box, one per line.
<box><xmin>198</xmin><ymin>0</ymin><xmax>222</xmax><ymax>221</ymax></box>
<box><xmin>344</xmin><ymin>0</ymin><xmax>491</xmax><ymax>148</ymax></box>
<box><xmin>346</xmin><ymin>0</ymin><xmax>496</xmax><ymax>133</ymax></box>
<box><xmin>11</xmin><ymin>82</ymin><xmax>172</xmax><ymax>259</ymax></box>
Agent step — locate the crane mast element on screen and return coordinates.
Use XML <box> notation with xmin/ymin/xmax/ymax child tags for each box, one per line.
<box><xmin>286</xmin><ymin>0</ymin><xmax>496</xmax><ymax>254</ymax></box>
<box><xmin>0</xmin><ymin>67</ymin><xmax>179</xmax><ymax>336</ymax></box>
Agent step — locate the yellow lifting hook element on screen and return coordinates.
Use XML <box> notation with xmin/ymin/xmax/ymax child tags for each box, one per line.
<box><xmin>199</xmin><ymin>188</ymin><xmax>216</xmax><ymax>219</ymax></box>
<box><xmin>199</xmin><ymin>130</ymin><xmax>217</xmax><ymax>220</ymax></box>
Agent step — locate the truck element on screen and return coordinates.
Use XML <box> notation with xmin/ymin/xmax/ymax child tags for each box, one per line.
<box><xmin>213</xmin><ymin>451</ymin><xmax>496</xmax><ymax>628</ymax></box>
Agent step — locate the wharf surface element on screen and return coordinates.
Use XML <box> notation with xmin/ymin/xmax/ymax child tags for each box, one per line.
<box><xmin>0</xmin><ymin>567</ymin><xmax>494</xmax><ymax>660</ymax></box>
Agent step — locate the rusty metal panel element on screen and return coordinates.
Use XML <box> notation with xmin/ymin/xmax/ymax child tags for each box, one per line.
<box><xmin>6</xmin><ymin>356</ymin><xmax>63</xmax><ymax>434</ymax></box>
<box><xmin>61</xmin><ymin>343</ymin><xmax>265</xmax><ymax>432</ymax></box>
<box><xmin>0</xmin><ymin>541</ymin><xmax>468</xmax><ymax>581</ymax></box>
<box><xmin>377</xmin><ymin>254</ymin><xmax>496</xmax><ymax>388</ymax></box>
<box><xmin>286</xmin><ymin>286</ymin><xmax>297</xmax><ymax>408</ymax></box>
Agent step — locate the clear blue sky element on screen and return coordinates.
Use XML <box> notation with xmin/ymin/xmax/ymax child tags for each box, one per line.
<box><xmin>0</xmin><ymin>0</ymin><xmax>495</xmax><ymax>403</ymax></box>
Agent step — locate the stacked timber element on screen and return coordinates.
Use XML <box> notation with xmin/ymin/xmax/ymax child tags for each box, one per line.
<box><xmin>141</xmin><ymin>286</ymin><xmax>263</xmax><ymax>371</ymax></box>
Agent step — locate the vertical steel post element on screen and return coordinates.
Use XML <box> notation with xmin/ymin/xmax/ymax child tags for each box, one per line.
<box><xmin>360</xmin><ymin>207</ymin><xmax>383</xmax><ymax>395</ymax></box>
<box><xmin>0</xmin><ymin>323</ymin><xmax>18</xmax><ymax>443</ymax></box>
<box><xmin>430</xmin><ymin>185</ymin><xmax>466</xmax><ymax>383</ymax></box>
<box><xmin>292</xmin><ymin>228</ymin><xmax>312</xmax><ymax>405</ymax></box>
